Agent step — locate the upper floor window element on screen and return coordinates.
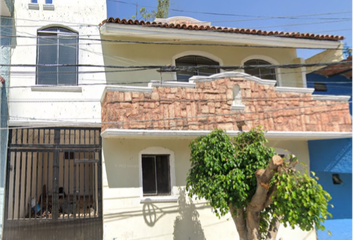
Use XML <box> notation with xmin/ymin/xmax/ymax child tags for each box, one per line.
<box><xmin>37</xmin><ymin>27</ymin><xmax>78</xmax><ymax>85</ymax></box>
<box><xmin>46</xmin><ymin>0</ymin><xmax>53</xmax><ymax>3</ymax></box>
<box><xmin>314</xmin><ymin>82</ymin><xmax>328</xmax><ymax>92</ymax></box>
<box><xmin>175</xmin><ymin>55</ymin><xmax>220</xmax><ymax>82</ymax></box>
<box><xmin>244</xmin><ymin>59</ymin><xmax>276</xmax><ymax>80</ymax></box>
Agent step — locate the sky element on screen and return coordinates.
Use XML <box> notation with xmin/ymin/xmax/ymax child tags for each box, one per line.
<box><xmin>106</xmin><ymin>0</ymin><xmax>352</xmax><ymax>59</ymax></box>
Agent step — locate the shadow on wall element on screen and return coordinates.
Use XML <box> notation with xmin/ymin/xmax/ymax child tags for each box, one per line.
<box><xmin>173</xmin><ymin>187</ymin><xmax>206</xmax><ymax>240</ymax></box>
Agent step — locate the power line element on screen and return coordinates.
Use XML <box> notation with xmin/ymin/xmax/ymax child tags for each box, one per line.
<box><xmin>107</xmin><ymin>0</ymin><xmax>351</xmax><ymax>20</ymax></box>
<box><xmin>2</xmin><ymin>34</ymin><xmax>347</xmax><ymax>50</ymax></box>
<box><xmin>6</xmin><ymin>95</ymin><xmax>352</xmax><ymax>103</ymax></box>
<box><xmin>2</xmin><ymin>101</ymin><xmax>350</xmax><ymax>130</ymax></box>
<box><xmin>3</xmin><ymin>61</ymin><xmax>351</xmax><ymax>72</ymax></box>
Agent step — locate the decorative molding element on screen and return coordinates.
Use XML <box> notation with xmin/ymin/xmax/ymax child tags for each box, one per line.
<box><xmin>43</xmin><ymin>4</ymin><xmax>54</xmax><ymax>10</ymax></box>
<box><xmin>189</xmin><ymin>71</ymin><xmax>277</xmax><ymax>86</ymax></box>
<box><xmin>148</xmin><ymin>80</ymin><xmax>195</xmax><ymax>88</ymax></box>
<box><xmin>101</xmin><ymin>129</ymin><xmax>352</xmax><ymax>140</ymax></box>
<box><xmin>101</xmin><ymin>85</ymin><xmax>153</xmax><ymax>103</ymax></box>
<box><xmin>230</xmin><ymin>104</ymin><xmax>246</xmax><ymax>111</ymax></box>
<box><xmin>28</xmin><ymin>3</ymin><xmax>39</xmax><ymax>10</ymax></box>
<box><xmin>8</xmin><ymin>120</ymin><xmax>101</xmax><ymax>128</ymax></box>
<box><xmin>312</xmin><ymin>95</ymin><xmax>351</xmax><ymax>102</ymax></box>
<box><xmin>274</xmin><ymin>86</ymin><xmax>314</xmax><ymax>94</ymax></box>
<box><xmin>31</xmin><ymin>85</ymin><xmax>82</xmax><ymax>92</ymax></box>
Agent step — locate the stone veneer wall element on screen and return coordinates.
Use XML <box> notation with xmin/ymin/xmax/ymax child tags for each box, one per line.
<box><xmin>101</xmin><ymin>77</ymin><xmax>352</xmax><ymax>132</ymax></box>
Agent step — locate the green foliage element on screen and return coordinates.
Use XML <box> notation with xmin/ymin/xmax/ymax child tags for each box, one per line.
<box><xmin>343</xmin><ymin>43</ymin><xmax>352</xmax><ymax>58</ymax></box>
<box><xmin>186</xmin><ymin>127</ymin><xmax>332</xmax><ymax>239</ymax></box>
<box><xmin>132</xmin><ymin>0</ymin><xmax>169</xmax><ymax>21</ymax></box>
<box><xmin>272</xmin><ymin>162</ymin><xmax>332</xmax><ymax>232</ymax></box>
<box><xmin>186</xmin><ymin>127</ymin><xmax>275</xmax><ymax>216</ymax></box>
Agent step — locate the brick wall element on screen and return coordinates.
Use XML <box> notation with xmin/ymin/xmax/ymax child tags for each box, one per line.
<box><xmin>101</xmin><ymin>77</ymin><xmax>352</xmax><ymax>132</ymax></box>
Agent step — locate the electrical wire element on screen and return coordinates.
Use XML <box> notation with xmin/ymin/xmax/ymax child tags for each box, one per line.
<box><xmin>1</xmin><ymin>34</ymin><xmax>347</xmax><ymax>50</ymax></box>
<box><xmin>107</xmin><ymin>0</ymin><xmax>351</xmax><ymax>20</ymax></box>
<box><xmin>2</xmin><ymin>101</ymin><xmax>350</xmax><ymax>130</ymax></box>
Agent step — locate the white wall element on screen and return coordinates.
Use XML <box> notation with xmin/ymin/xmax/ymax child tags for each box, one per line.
<box><xmin>101</xmin><ymin>35</ymin><xmax>303</xmax><ymax>87</ymax></box>
<box><xmin>9</xmin><ymin>0</ymin><xmax>106</xmax><ymax>126</ymax></box>
<box><xmin>102</xmin><ymin>137</ymin><xmax>316</xmax><ymax>240</ymax></box>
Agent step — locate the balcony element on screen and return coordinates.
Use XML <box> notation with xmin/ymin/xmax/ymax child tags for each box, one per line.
<box><xmin>100</xmin><ymin>72</ymin><xmax>352</xmax><ymax>140</ymax></box>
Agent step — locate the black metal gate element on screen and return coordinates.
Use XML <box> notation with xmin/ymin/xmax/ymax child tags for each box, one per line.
<box><xmin>3</xmin><ymin>128</ymin><xmax>102</xmax><ymax>240</ymax></box>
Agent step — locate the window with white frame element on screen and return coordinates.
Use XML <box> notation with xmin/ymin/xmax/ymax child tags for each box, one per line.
<box><xmin>244</xmin><ymin>59</ymin><xmax>276</xmax><ymax>80</ymax></box>
<box><xmin>175</xmin><ymin>55</ymin><xmax>220</xmax><ymax>82</ymax></box>
<box><xmin>36</xmin><ymin>27</ymin><xmax>78</xmax><ymax>85</ymax></box>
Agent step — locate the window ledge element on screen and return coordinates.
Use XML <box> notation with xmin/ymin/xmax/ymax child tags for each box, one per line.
<box><xmin>31</xmin><ymin>86</ymin><xmax>82</xmax><ymax>92</ymax></box>
<box><xmin>28</xmin><ymin>3</ymin><xmax>39</xmax><ymax>10</ymax></box>
<box><xmin>140</xmin><ymin>196</ymin><xmax>178</xmax><ymax>203</ymax></box>
<box><xmin>43</xmin><ymin>4</ymin><xmax>54</xmax><ymax>10</ymax></box>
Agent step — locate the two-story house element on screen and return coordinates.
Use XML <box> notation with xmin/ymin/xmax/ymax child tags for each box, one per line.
<box><xmin>98</xmin><ymin>17</ymin><xmax>352</xmax><ymax>240</ymax></box>
<box><xmin>2</xmin><ymin>0</ymin><xmax>106</xmax><ymax>239</ymax></box>
<box><xmin>2</xmin><ymin>6</ymin><xmax>352</xmax><ymax>240</ymax></box>
<box><xmin>306</xmin><ymin>57</ymin><xmax>352</xmax><ymax>240</ymax></box>
<box><xmin>0</xmin><ymin>0</ymin><xmax>14</xmax><ymax>238</ymax></box>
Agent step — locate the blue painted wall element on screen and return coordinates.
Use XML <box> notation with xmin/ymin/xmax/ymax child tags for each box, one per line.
<box><xmin>308</xmin><ymin>138</ymin><xmax>352</xmax><ymax>173</ymax></box>
<box><xmin>307</xmin><ymin>72</ymin><xmax>352</xmax><ymax>114</ymax></box>
<box><xmin>0</xmin><ymin>1</ymin><xmax>14</xmax><ymax>238</ymax></box>
<box><xmin>307</xmin><ymin>68</ymin><xmax>352</xmax><ymax>240</ymax></box>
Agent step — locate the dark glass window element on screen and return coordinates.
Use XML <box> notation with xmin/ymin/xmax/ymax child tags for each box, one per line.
<box><xmin>175</xmin><ymin>55</ymin><xmax>220</xmax><ymax>82</ymax></box>
<box><xmin>244</xmin><ymin>59</ymin><xmax>276</xmax><ymax>80</ymax></box>
<box><xmin>46</xmin><ymin>0</ymin><xmax>53</xmax><ymax>4</ymax></box>
<box><xmin>314</xmin><ymin>82</ymin><xmax>328</xmax><ymax>92</ymax></box>
<box><xmin>142</xmin><ymin>155</ymin><xmax>170</xmax><ymax>196</ymax></box>
<box><xmin>37</xmin><ymin>27</ymin><xmax>78</xmax><ymax>85</ymax></box>
<box><xmin>332</xmin><ymin>174</ymin><xmax>343</xmax><ymax>185</ymax></box>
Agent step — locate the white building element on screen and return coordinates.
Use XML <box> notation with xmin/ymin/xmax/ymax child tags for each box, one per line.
<box><xmin>3</xmin><ymin>1</ymin><xmax>106</xmax><ymax>239</ymax></box>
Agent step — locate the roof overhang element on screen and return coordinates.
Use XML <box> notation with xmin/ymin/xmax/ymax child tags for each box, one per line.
<box><xmin>100</xmin><ymin>23</ymin><xmax>341</xmax><ymax>50</ymax></box>
<box><xmin>101</xmin><ymin>129</ymin><xmax>352</xmax><ymax>141</ymax></box>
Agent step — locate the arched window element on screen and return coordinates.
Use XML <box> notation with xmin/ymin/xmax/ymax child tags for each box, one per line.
<box><xmin>37</xmin><ymin>27</ymin><xmax>78</xmax><ymax>85</ymax></box>
<box><xmin>244</xmin><ymin>59</ymin><xmax>276</xmax><ymax>80</ymax></box>
<box><xmin>175</xmin><ymin>55</ymin><xmax>220</xmax><ymax>82</ymax></box>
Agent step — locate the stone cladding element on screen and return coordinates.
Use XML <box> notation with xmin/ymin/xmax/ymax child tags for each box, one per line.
<box><xmin>101</xmin><ymin>77</ymin><xmax>352</xmax><ymax>133</ymax></box>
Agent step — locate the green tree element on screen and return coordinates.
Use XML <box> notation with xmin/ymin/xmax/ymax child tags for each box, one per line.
<box><xmin>186</xmin><ymin>128</ymin><xmax>332</xmax><ymax>240</ymax></box>
<box><xmin>132</xmin><ymin>0</ymin><xmax>169</xmax><ymax>21</ymax></box>
<box><xmin>343</xmin><ymin>43</ymin><xmax>352</xmax><ymax>58</ymax></box>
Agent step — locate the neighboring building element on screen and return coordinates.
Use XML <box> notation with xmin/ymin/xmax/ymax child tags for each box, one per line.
<box><xmin>98</xmin><ymin>17</ymin><xmax>352</xmax><ymax>240</ymax></box>
<box><xmin>2</xmin><ymin>0</ymin><xmax>106</xmax><ymax>239</ymax></box>
<box><xmin>0</xmin><ymin>0</ymin><xmax>14</xmax><ymax>238</ymax></box>
<box><xmin>306</xmin><ymin>57</ymin><xmax>352</xmax><ymax>240</ymax></box>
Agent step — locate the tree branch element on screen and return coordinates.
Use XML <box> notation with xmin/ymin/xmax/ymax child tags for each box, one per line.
<box><xmin>263</xmin><ymin>185</ymin><xmax>277</xmax><ymax>209</ymax></box>
<box><xmin>265</xmin><ymin>217</ymin><xmax>281</xmax><ymax>240</ymax></box>
<box><xmin>229</xmin><ymin>204</ymin><xmax>247</xmax><ymax>240</ymax></box>
<box><xmin>248</xmin><ymin>155</ymin><xmax>283</xmax><ymax>212</ymax></box>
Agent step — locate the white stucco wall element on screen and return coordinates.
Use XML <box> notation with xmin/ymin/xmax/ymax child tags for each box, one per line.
<box><xmin>9</xmin><ymin>0</ymin><xmax>106</xmax><ymax>126</ymax></box>
<box><xmin>102</xmin><ymin>137</ymin><xmax>316</xmax><ymax>240</ymax></box>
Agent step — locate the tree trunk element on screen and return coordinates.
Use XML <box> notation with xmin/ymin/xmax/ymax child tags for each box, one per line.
<box><xmin>229</xmin><ymin>204</ymin><xmax>247</xmax><ymax>240</ymax></box>
<box><xmin>230</xmin><ymin>155</ymin><xmax>285</xmax><ymax>240</ymax></box>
